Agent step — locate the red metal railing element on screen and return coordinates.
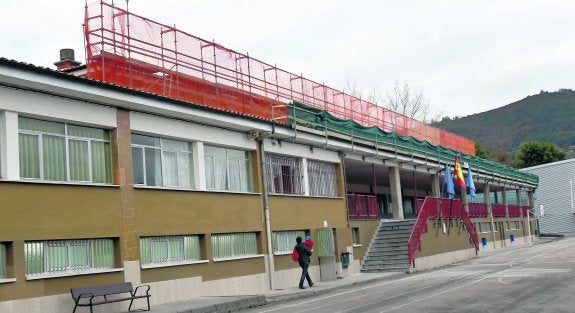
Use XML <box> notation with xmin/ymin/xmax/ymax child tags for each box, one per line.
<box><xmin>521</xmin><ymin>205</ymin><xmax>533</xmax><ymax>217</ymax></box>
<box><xmin>347</xmin><ymin>194</ymin><xmax>378</xmax><ymax>219</ymax></box>
<box><xmin>508</xmin><ymin>205</ymin><xmax>522</xmax><ymax>217</ymax></box>
<box><xmin>492</xmin><ymin>204</ymin><xmax>507</xmax><ymax>217</ymax></box>
<box><xmin>84</xmin><ymin>1</ymin><xmax>476</xmax><ymax>155</ymax></box>
<box><xmin>408</xmin><ymin>197</ymin><xmax>479</xmax><ymax>267</ymax></box>
<box><xmin>468</xmin><ymin>203</ymin><xmax>488</xmax><ymax>217</ymax></box>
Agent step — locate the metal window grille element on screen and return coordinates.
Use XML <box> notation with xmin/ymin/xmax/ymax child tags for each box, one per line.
<box><xmin>211</xmin><ymin>233</ymin><xmax>258</xmax><ymax>260</ymax></box>
<box><xmin>272</xmin><ymin>230</ymin><xmax>305</xmax><ymax>253</ymax></box>
<box><xmin>24</xmin><ymin>239</ymin><xmax>114</xmax><ymax>276</ymax></box>
<box><xmin>307</xmin><ymin>160</ymin><xmax>337</xmax><ymax>197</ymax></box>
<box><xmin>265</xmin><ymin>154</ymin><xmax>303</xmax><ymax>195</ymax></box>
<box><xmin>140</xmin><ymin>235</ymin><xmax>200</xmax><ymax>265</ymax></box>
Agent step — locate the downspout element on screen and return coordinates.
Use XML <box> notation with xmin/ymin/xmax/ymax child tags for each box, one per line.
<box><xmin>486</xmin><ymin>178</ymin><xmax>497</xmax><ymax>250</ymax></box>
<box><xmin>257</xmin><ymin>135</ymin><xmax>275</xmax><ymax>290</ymax></box>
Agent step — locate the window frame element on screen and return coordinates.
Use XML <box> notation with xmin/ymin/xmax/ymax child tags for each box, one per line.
<box><xmin>24</xmin><ymin>239</ymin><xmax>117</xmax><ymax>279</ymax></box>
<box><xmin>211</xmin><ymin>232</ymin><xmax>260</xmax><ymax>261</ymax></box>
<box><xmin>18</xmin><ymin>118</ymin><xmax>112</xmax><ymax>183</ymax></box>
<box><xmin>265</xmin><ymin>154</ymin><xmax>303</xmax><ymax>195</ymax></box>
<box><xmin>271</xmin><ymin>230</ymin><xmax>306</xmax><ymax>255</ymax></box>
<box><xmin>139</xmin><ymin>235</ymin><xmax>205</xmax><ymax>268</ymax></box>
<box><xmin>307</xmin><ymin>159</ymin><xmax>338</xmax><ymax>197</ymax></box>
<box><xmin>204</xmin><ymin>145</ymin><xmax>253</xmax><ymax>192</ymax></box>
<box><xmin>131</xmin><ymin>134</ymin><xmax>194</xmax><ymax>189</ymax></box>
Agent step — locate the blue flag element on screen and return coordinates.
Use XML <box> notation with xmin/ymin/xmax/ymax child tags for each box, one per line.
<box><xmin>444</xmin><ymin>163</ymin><xmax>455</xmax><ymax>199</ymax></box>
<box><xmin>466</xmin><ymin>166</ymin><xmax>476</xmax><ymax>200</ymax></box>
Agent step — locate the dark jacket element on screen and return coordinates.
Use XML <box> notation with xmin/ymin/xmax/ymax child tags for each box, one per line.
<box><xmin>295</xmin><ymin>242</ymin><xmax>312</xmax><ymax>264</ymax></box>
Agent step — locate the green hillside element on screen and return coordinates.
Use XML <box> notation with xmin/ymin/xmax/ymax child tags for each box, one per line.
<box><xmin>433</xmin><ymin>89</ymin><xmax>575</xmax><ymax>151</ymax></box>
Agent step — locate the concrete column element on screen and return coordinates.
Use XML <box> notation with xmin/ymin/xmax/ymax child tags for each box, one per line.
<box><xmin>516</xmin><ymin>189</ymin><xmax>522</xmax><ymax>217</ymax></box>
<box><xmin>193</xmin><ymin>141</ymin><xmax>206</xmax><ymax>190</ymax></box>
<box><xmin>460</xmin><ymin>185</ymin><xmax>468</xmax><ymax>213</ymax></box>
<box><xmin>114</xmin><ymin>109</ymin><xmax>141</xmax><ymax>285</ymax></box>
<box><xmin>0</xmin><ymin>111</ymin><xmax>19</xmax><ymax>180</ymax></box>
<box><xmin>302</xmin><ymin>158</ymin><xmax>310</xmax><ymax>196</ymax></box>
<box><xmin>431</xmin><ymin>173</ymin><xmax>440</xmax><ymax>198</ymax></box>
<box><xmin>389</xmin><ymin>166</ymin><xmax>404</xmax><ymax>219</ymax></box>
<box><xmin>502</xmin><ymin>186</ymin><xmax>508</xmax><ymax>217</ymax></box>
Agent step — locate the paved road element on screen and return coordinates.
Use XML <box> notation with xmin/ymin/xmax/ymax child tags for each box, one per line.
<box><xmin>245</xmin><ymin>237</ymin><xmax>575</xmax><ymax>313</ymax></box>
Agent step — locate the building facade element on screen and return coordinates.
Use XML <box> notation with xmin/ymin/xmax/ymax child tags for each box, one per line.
<box><xmin>523</xmin><ymin>159</ymin><xmax>575</xmax><ymax>235</ymax></box>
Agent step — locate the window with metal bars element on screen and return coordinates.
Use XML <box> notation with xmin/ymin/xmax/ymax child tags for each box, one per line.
<box><xmin>18</xmin><ymin>117</ymin><xmax>112</xmax><ymax>183</ymax></box>
<box><xmin>131</xmin><ymin>134</ymin><xmax>194</xmax><ymax>189</ymax></box>
<box><xmin>211</xmin><ymin>233</ymin><xmax>258</xmax><ymax>260</ymax></box>
<box><xmin>24</xmin><ymin>239</ymin><xmax>115</xmax><ymax>277</ymax></box>
<box><xmin>265</xmin><ymin>154</ymin><xmax>303</xmax><ymax>195</ymax></box>
<box><xmin>140</xmin><ymin>235</ymin><xmax>201</xmax><ymax>266</ymax></box>
<box><xmin>272</xmin><ymin>230</ymin><xmax>305</xmax><ymax>254</ymax></box>
<box><xmin>204</xmin><ymin>145</ymin><xmax>253</xmax><ymax>192</ymax></box>
<box><xmin>307</xmin><ymin>160</ymin><xmax>337</xmax><ymax>197</ymax></box>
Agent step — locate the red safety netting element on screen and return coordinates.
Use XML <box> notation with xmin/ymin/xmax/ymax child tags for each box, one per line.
<box><xmin>84</xmin><ymin>1</ymin><xmax>475</xmax><ymax>155</ymax></box>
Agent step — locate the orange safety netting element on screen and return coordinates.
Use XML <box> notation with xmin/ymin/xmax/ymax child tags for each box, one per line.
<box><xmin>84</xmin><ymin>1</ymin><xmax>475</xmax><ymax>155</ymax></box>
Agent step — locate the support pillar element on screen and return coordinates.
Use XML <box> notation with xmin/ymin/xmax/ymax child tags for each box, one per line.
<box><xmin>389</xmin><ymin>166</ymin><xmax>404</xmax><ymax>219</ymax></box>
<box><xmin>431</xmin><ymin>173</ymin><xmax>440</xmax><ymax>198</ymax></box>
<box><xmin>114</xmin><ymin>109</ymin><xmax>141</xmax><ymax>285</ymax></box>
<box><xmin>502</xmin><ymin>186</ymin><xmax>508</xmax><ymax>217</ymax></box>
<box><xmin>0</xmin><ymin>111</ymin><xmax>19</xmax><ymax>180</ymax></box>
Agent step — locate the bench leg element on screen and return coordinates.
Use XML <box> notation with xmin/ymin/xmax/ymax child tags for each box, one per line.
<box><xmin>128</xmin><ymin>296</ymin><xmax>150</xmax><ymax>312</ymax></box>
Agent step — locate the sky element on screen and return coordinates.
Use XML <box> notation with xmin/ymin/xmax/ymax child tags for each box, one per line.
<box><xmin>1</xmin><ymin>0</ymin><xmax>574</xmax><ymax>118</ymax></box>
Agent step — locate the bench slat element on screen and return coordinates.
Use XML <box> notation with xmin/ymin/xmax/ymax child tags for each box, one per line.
<box><xmin>71</xmin><ymin>282</ymin><xmax>133</xmax><ymax>299</ymax></box>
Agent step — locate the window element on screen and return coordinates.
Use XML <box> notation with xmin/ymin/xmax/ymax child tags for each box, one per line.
<box><xmin>265</xmin><ymin>154</ymin><xmax>302</xmax><ymax>195</ymax></box>
<box><xmin>211</xmin><ymin>233</ymin><xmax>258</xmax><ymax>260</ymax></box>
<box><xmin>25</xmin><ymin>239</ymin><xmax>114</xmax><ymax>277</ymax></box>
<box><xmin>18</xmin><ymin>118</ymin><xmax>112</xmax><ymax>183</ymax></box>
<box><xmin>0</xmin><ymin>242</ymin><xmax>7</xmax><ymax>279</ymax></box>
<box><xmin>508</xmin><ymin>221</ymin><xmax>520</xmax><ymax>230</ymax></box>
<box><xmin>479</xmin><ymin>222</ymin><xmax>492</xmax><ymax>233</ymax></box>
<box><xmin>131</xmin><ymin>134</ymin><xmax>194</xmax><ymax>188</ymax></box>
<box><xmin>272</xmin><ymin>230</ymin><xmax>305</xmax><ymax>254</ymax></box>
<box><xmin>352</xmin><ymin>228</ymin><xmax>360</xmax><ymax>246</ymax></box>
<box><xmin>307</xmin><ymin>160</ymin><xmax>337</xmax><ymax>197</ymax></box>
<box><xmin>204</xmin><ymin>145</ymin><xmax>253</xmax><ymax>192</ymax></box>
<box><xmin>140</xmin><ymin>235</ymin><xmax>201</xmax><ymax>266</ymax></box>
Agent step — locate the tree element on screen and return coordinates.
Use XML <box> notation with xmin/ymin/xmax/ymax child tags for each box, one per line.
<box><xmin>475</xmin><ymin>141</ymin><xmax>490</xmax><ymax>159</ymax></box>
<box><xmin>343</xmin><ymin>79</ymin><xmax>440</xmax><ymax>122</ymax></box>
<box><xmin>386</xmin><ymin>80</ymin><xmax>431</xmax><ymax>122</ymax></box>
<box><xmin>516</xmin><ymin>141</ymin><xmax>566</xmax><ymax>168</ymax></box>
<box><xmin>490</xmin><ymin>148</ymin><xmax>517</xmax><ymax>167</ymax></box>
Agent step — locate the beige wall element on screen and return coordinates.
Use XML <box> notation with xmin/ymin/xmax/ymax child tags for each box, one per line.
<box><xmin>0</xmin><ymin>182</ymin><xmax>123</xmax><ymax>301</ymax></box>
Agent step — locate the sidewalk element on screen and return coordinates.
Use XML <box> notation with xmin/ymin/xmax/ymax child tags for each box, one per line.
<box><xmin>148</xmin><ymin>272</ymin><xmax>404</xmax><ymax>313</ymax></box>
<box><xmin>148</xmin><ymin>237</ymin><xmax>560</xmax><ymax>313</ymax></box>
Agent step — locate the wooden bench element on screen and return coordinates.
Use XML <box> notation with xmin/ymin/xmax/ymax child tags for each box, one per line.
<box><xmin>70</xmin><ymin>282</ymin><xmax>151</xmax><ymax>313</ymax></box>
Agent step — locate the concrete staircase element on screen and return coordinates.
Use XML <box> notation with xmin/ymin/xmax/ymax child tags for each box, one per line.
<box><xmin>361</xmin><ymin>219</ymin><xmax>416</xmax><ymax>273</ymax></box>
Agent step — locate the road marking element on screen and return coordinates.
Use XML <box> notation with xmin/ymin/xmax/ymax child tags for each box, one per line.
<box><xmin>498</xmin><ymin>276</ymin><xmax>507</xmax><ymax>284</ymax></box>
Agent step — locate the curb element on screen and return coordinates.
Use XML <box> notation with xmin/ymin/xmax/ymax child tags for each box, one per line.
<box><xmin>265</xmin><ymin>272</ymin><xmax>406</xmax><ymax>305</ymax></box>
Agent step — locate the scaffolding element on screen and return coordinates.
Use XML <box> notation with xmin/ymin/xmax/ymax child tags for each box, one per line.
<box><xmin>84</xmin><ymin>1</ymin><xmax>475</xmax><ymax>155</ymax></box>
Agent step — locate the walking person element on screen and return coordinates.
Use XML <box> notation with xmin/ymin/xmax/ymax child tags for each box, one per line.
<box><xmin>295</xmin><ymin>236</ymin><xmax>314</xmax><ymax>289</ymax></box>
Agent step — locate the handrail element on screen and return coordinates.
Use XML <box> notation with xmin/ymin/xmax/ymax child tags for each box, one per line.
<box><xmin>407</xmin><ymin>199</ymin><xmax>429</xmax><ymax>267</ymax></box>
<box><xmin>407</xmin><ymin>197</ymin><xmax>479</xmax><ymax>268</ymax></box>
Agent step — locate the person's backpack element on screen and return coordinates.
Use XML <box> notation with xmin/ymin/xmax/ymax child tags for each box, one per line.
<box><xmin>291</xmin><ymin>246</ymin><xmax>299</xmax><ymax>262</ymax></box>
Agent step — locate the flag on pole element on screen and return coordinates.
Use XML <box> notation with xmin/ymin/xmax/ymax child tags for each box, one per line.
<box><xmin>444</xmin><ymin>163</ymin><xmax>455</xmax><ymax>199</ymax></box>
<box><xmin>466</xmin><ymin>165</ymin><xmax>476</xmax><ymax>200</ymax></box>
<box><xmin>454</xmin><ymin>156</ymin><xmax>466</xmax><ymax>188</ymax></box>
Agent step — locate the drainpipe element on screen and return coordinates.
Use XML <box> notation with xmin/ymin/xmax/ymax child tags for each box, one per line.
<box><xmin>256</xmin><ymin>135</ymin><xmax>275</xmax><ymax>290</ymax></box>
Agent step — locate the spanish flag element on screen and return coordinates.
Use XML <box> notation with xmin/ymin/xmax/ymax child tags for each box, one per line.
<box><xmin>454</xmin><ymin>155</ymin><xmax>466</xmax><ymax>188</ymax></box>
